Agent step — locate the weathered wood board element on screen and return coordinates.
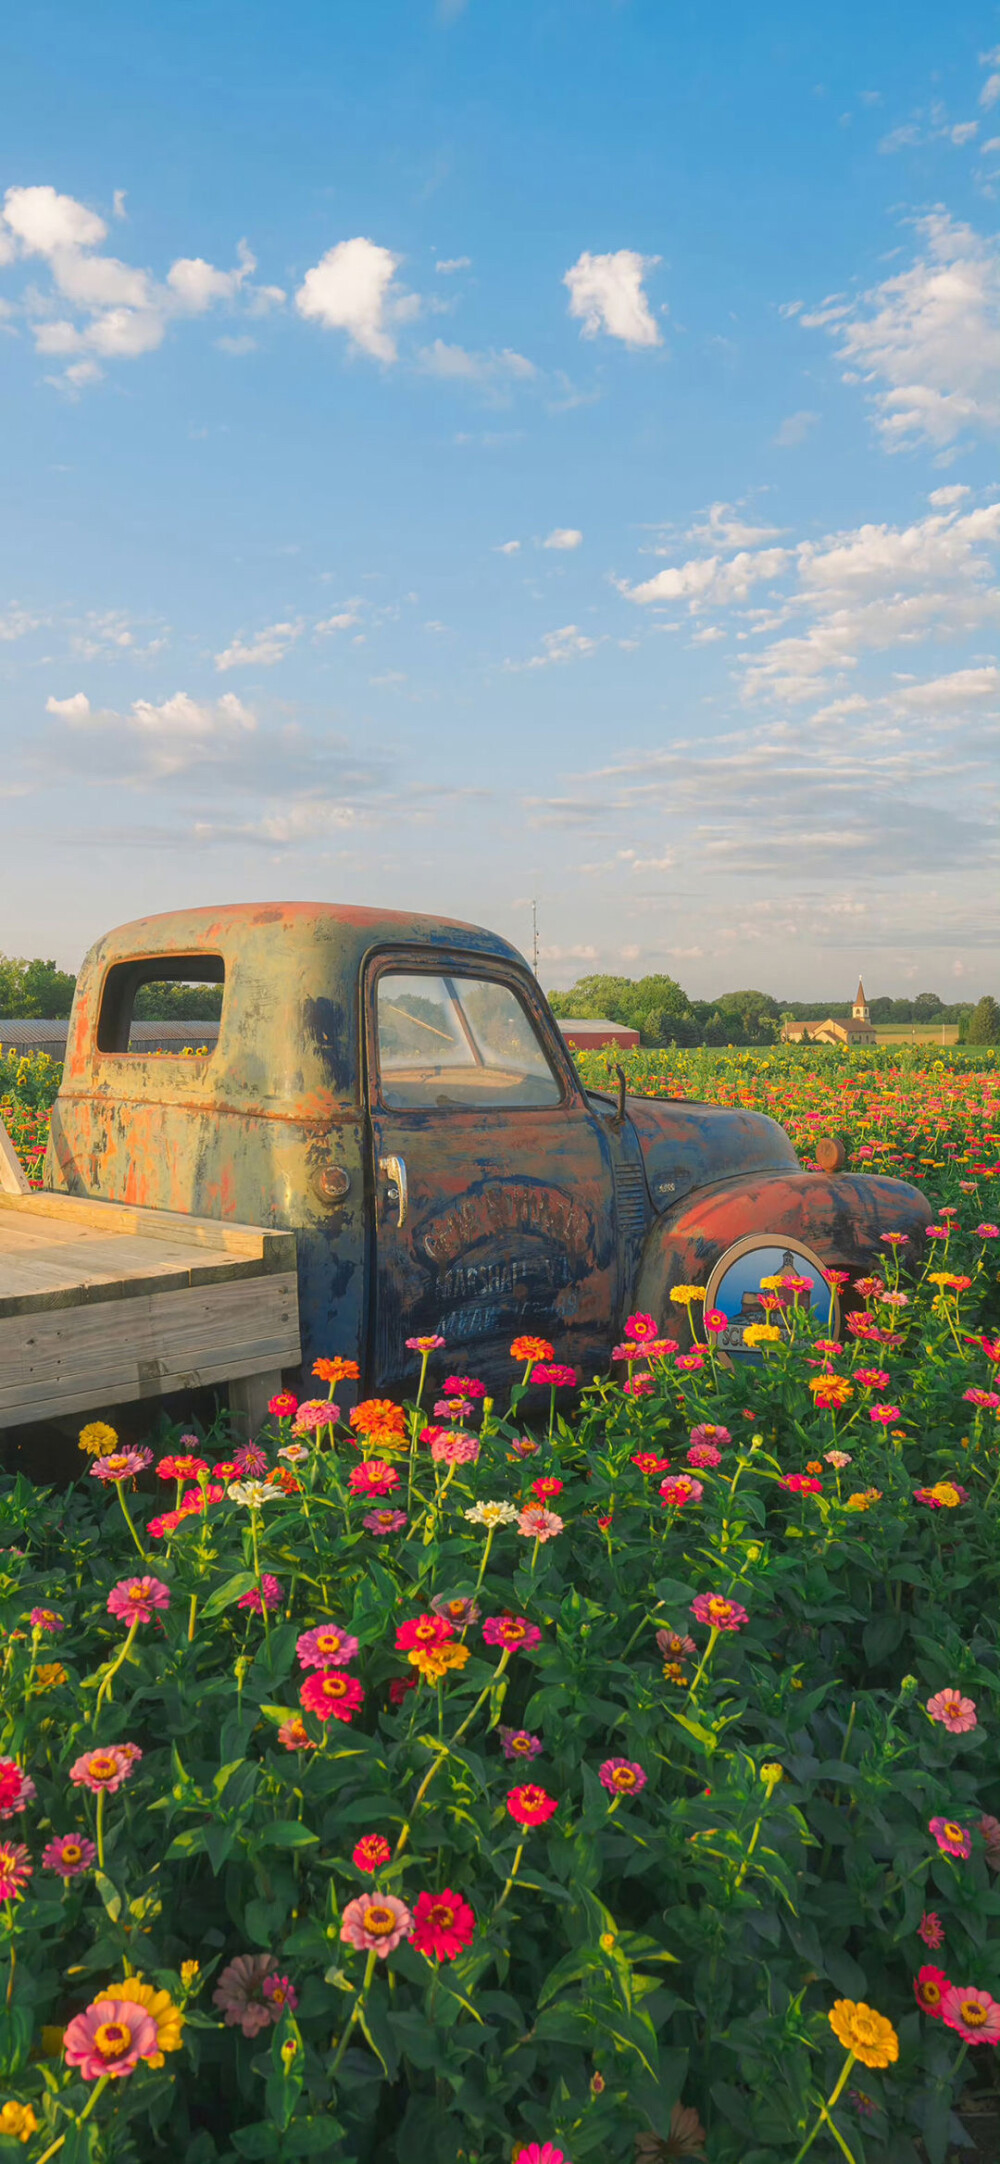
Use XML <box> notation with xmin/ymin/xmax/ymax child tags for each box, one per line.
<box><xmin>0</xmin><ymin>1183</ymin><xmax>300</xmax><ymax>1428</ymax></box>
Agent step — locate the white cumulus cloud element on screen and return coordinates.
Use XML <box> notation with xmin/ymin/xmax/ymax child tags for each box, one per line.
<box><xmin>801</xmin><ymin>212</ymin><xmax>1000</xmax><ymax>447</ymax></box>
<box><xmin>45</xmin><ymin>692</ymin><xmax>91</xmax><ymax>721</ymax></box>
<box><xmin>543</xmin><ymin>528</ymin><xmax>583</xmax><ymax>551</ymax></box>
<box><xmin>563</xmin><ymin>248</ymin><xmax>661</xmax><ymax>348</ymax></box>
<box><xmin>214</xmin><ymin>620</ymin><xmax>305</xmax><ymax>672</ymax></box>
<box><xmin>295</xmin><ymin>236</ymin><xmax>412</xmax><ymax>362</ymax></box>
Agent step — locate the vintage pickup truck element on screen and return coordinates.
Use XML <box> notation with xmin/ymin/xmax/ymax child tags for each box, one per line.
<box><xmin>34</xmin><ymin>900</ymin><xmax>930</xmax><ymax>1413</ymax></box>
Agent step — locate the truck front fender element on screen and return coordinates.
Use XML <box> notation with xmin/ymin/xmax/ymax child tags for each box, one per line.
<box><xmin>632</xmin><ymin>1168</ymin><xmax>931</xmax><ymax>1320</ymax></box>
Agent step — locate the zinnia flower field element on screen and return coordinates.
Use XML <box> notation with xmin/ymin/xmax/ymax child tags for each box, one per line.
<box><xmin>0</xmin><ymin>1053</ymin><xmax>998</xmax><ymax>2160</ymax></box>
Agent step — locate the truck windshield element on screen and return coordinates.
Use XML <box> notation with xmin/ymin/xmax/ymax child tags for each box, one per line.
<box><xmin>375</xmin><ymin>972</ymin><xmax>562</xmax><ymax>1109</ymax></box>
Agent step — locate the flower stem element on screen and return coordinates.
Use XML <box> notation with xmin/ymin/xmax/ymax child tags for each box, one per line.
<box><xmin>686</xmin><ymin>1626</ymin><xmax>720</xmax><ymax>1704</ymax></box>
<box><xmin>330</xmin><ymin>1947</ymin><xmax>378</xmax><ymax>2075</ymax></box>
<box><xmin>473</xmin><ymin>1525</ymin><xmax>496</xmax><ymax>1593</ymax></box>
<box><xmin>94</xmin><ymin>1616</ymin><xmax>140</xmax><ymax>1720</ymax></box>
<box><xmin>115</xmin><ymin>1483</ymin><xmax>146</xmax><ymax>1561</ymax></box>
<box><xmin>493</xmin><ymin>1840</ymin><xmax>524</xmax><ymax>1914</ymax></box>
<box><xmin>791</xmin><ymin>2052</ymin><xmax>856</xmax><ymax>2164</ymax></box>
<box><xmin>96</xmin><ymin>1786</ymin><xmax>107</xmax><ymax>1872</ymax></box>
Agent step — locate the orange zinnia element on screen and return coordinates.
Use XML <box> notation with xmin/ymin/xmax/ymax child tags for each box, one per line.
<box><xmin>313</xmin><ymin>1356</ymin><xmax>361</xmax><ymax>1385</ymax></box>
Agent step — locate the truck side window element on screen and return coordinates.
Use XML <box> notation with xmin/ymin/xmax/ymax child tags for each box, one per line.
<box><xmin>375</xmin><ymin>972</ymin><xmax>562</xmax><ymax>1110</ymax></box>
<box><xmin>97</xmin><ymin>955</ymin><xmax>225</xmax><ymax>1055</ymax></box>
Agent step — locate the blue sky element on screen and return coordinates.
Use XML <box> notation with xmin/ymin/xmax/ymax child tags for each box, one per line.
<box><xmin>1</xmin><ymin>0</ymin><xmax>999</xmax><ymax>999</ymax></box>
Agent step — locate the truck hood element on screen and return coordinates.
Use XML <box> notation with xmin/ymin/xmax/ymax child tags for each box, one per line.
<box><xmin>601</xmin><ymin>1092</ymin><xmax>801</xmax><ymax>1210</ymax></box>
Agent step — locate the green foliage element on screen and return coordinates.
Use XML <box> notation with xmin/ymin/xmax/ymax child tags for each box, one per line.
<box><xmin>0</xmin><ymin>1099</ymin><xmax>998</xmax><ymax>2158</ymax></box>
<box><xmin>132</xmin><ymin>983</ymin><xmax>224</xmax><ymax>1021</ymax></box>
<box><xmin>548</xmin><ymin>975</ymin><xmax>780</xmax><ymax>1048</ymax></box>
<box><xmin>0</xmin><ymin>955</ymin><xmax>76</xmax><ymax>1018</ymax></box>
<box><xmin>968</xmin><ymin>997</ymin><xmax>1000</xmax><ymax>1047</ymax></box>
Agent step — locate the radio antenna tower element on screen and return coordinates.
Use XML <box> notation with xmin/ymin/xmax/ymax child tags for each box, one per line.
<box><xmin>531</xmin><ymin>898</ymin><xmax>539</xmax><ymax>977</ymax></box>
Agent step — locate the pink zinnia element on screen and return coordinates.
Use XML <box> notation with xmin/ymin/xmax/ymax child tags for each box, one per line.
<box><xmin>598</xmin><ymin>1757</ymin><xmax>647</xmax><ymax>1797</ymax></box>
<box><xmin>43</xmin><ymin>1832</ymin><xmax>96</xmax><ymax>1879</ymax></box>
<box><xmin>233</xmin><ymin>1441</ymin><xmax>270</xmax><ymax>1478</ymax></box>
<box><xmin>659</xmin><ymin>1475</ymin><xmax>703</xmax><ymax>1509</ymax></box>
<box><xmin>214</xmin><ymin>1953</ymin><xmax>281</xmax><ymax>2037</ymax></box>
<box><xmin>29</xmin><ymin>1608</ymin><xmax>64</xmax><ymax>1633</ymax></box>
<box><xmin>964</xmin><ymin>1388</ymin><xmax>1000</xmax><ymax>1410</ymax></box>
<box><xmin>90</xmin><ymin>1448</ymin><xmax>153</xmax><ymax>1484</ymax></box>
<box><xmin>869</xmin><ymin>1405</ymin><xmax>902</xmax><ymax>1425</ymax></box>
<box><xmin>516</xmin><ymin>1507</ymin><xmax>564</xmax><ymax>1542</ymax></box>
<box><xmin>64</xmin><ymin>1995</ymin><xmax>158</xmax><ymax>2079</ymax></box>
<box><xmin>296</xmin><ymin>1623</ymin><xmax>359</xmax><ymax>1670</ymax></box>
<box><xmin>625</xmin><ymin>1313</ymin><xmax>658</xmax><ymax>1341</ymax></box>
<box><xmin>780</xmin><ymin>1473</ymin><xmax>822</xmax><ymax>1495</ymax></box>
<box><xmin>291</xmin><ymin>1400</ymin><xmax>334</xmax><ymax>1432</ymax></box>
<box><xmin>482</xmin><ymin>1614</ymin><xmax>541</xmax><ymax>1651</ymax></box>
<box><xmin>434</xmin><ymin>1397</ymin><xmax>473</xmax><ymax>1418</ymax></box>
<box><xmin>691</xmin><ymin>1592</ymin><xmax>749</xmax><ymax>1633</ymax></box>
<box><xmin>363</xmin><ymin>1508</ymin><xmax>408</xmax><ymax>1534</ymax></box>
<box><xmin>341</xmin><ymin>1892</ymin><xmax>412</xmax><ymax>1956</ymax></box>
<box><xmin>918</xmin><ymin>1911</ymin><xmax>946</xmax><ymax>1950</ymax></box>
<box><xmin>675</xmin><ymin>1352</ymin><xmax>705</xmax><ymax>1372</ymax></box>
<box><xmin>623</xmin><ymin>1375</ymin><xmax>654</xmax><ymax>1397</ymax></box>
<box><xmin>238</xmin><ymin>1575</ymin><xmax>283</xmax><ymax>1614</ymax></box>
<box><xmin>0</xmin><ymin>1760</ymin><xmax>36</xmax><ymax>1819</ymax></box>
<box><xmin>444</xmin><ymin>1375</ymin><xmax>487</xmax><ymax>1398</ymax></box>
<box><xmin>269</xmin><ymin>1391</ymin><xmax>299</xmax><ymax>1418</ymax></box>
<box><xmin>703</xmin><ymin>1309</ymin><xmax>729</xmax><ymax>1332</ymax></box>
<box><xmin>262</xmin><ymin>1974</ymin><xmax>298</xmax><ymax>2015</ymax></box>
<box><xmin>690</xmin><ymin>1423</ymin><xmax>731</xmax><ymax>1451</ymax></box>
<box><xmin>69</xmin><ymin>1743</ymin><xmax>142</xmax><ymax>1796</ymax></box>
<box><xmin>530</xmin><ymin>1364</ymin><xmax>576</xmax><ymax>1389</ymax></box>
<box><xmin>500</xmin><ymin>1727</ymin><xmax>543</xmax><ymax>1760</ymax></box>
<box><xmin>824</xmin><ymin>1450</ymin><xmax>852</xmax><ymax>1468</ymax></box>
<box><xmin>687</xmin><ymin>1441</ymin><xmax>721</xmax><ymax>1468</ymax></box>
<box><xmin>299</xmin><ymin>1670</ymin><xmax>364</xmax><ymax>1724</ymax></box>
<box><xmin>930</xmin><ymin>1815</ymin><xmax>971</xmax><ymax>1859</ymax></box>
<box><xmin>430</xmin><ymin>1431</ymin><xmax>480</xmax><ymax>1465</ymax></box>
<box><xmin>0</xmin><ymin>1841</ymin><xmax>31</xmax><ymax>1902</ymax></box>
<box><xmin>942</xmin><ymin>1984</ymin><xmax>1000</xmax><ymax>2046</ymax></box>
<box><xmin>513</xmin><ymin>2145</ymin><xmax>568</xmax><ymax>2164</ymax></box>
<box><xmin>927</xmin><ymin>1689</ymin><xmax>977</xmax><ymax>1734</ymax></box>
<box><xmin>106</xmin><ymin>1576</ymin><xmax>171</xmax><ymax>1627</ymax></box>
<box><xmin>157</xmin><ymin>1452</ymin><xmax>209</xmax><ymax>1481</ymax></box>
<box><xmin>348</xmin><ymin>1460</ymin><xmax>400</xmax><ymax>1497</ymax></box>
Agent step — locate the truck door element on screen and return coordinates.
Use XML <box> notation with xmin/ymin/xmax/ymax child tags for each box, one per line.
<box><xmin>364</xmin><ymin>955</ymin><xmax>618</xmax><ymax>1393</ymax></box>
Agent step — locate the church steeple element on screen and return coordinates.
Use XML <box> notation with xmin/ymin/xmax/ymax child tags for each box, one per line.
<box><xmin>852</xmin><ymin>977</ymin><xmax>869</xmax><ymax>1022</ymax></box>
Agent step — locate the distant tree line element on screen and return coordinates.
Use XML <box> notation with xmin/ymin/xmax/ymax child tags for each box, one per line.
<box><xmin>547</xmin><ymin>973</ymin><xmax>1000</xmax><ymax>1047</ymax></box>
<box><xmin>0</xmin><ymin>956</ymin><xmax>222</xmax><ymax>1022</ymax></box>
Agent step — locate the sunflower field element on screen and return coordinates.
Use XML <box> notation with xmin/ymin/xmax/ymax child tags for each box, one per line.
<box><xmin>0</xmin><ymin>1056</ymin><xmax>996</xmax><ymax>2162</ymax></box>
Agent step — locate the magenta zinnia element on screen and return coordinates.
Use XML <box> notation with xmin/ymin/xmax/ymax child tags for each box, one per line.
<box><xmin>690</xmin><ymin>1592</ymin><xmax>749</xmax><ymax>1632</ymax></box>
<box><xmin>296</xmin><ymin>1623</ymin><xmax>359</xmax><ymax>1670</ymax></box>
<box><xmin>598</xmin><ymin>1757</ymin><xmax>647</xmax><ymax>1796</ymax></box>
<box><xmin>69</xmin><ymin>1743</ymin><xmax>141</xmax><ymax>1795</ymax></box>
<box><xmin>0</xmin><ymin>1760</ymin><xmax>36</xmax><ymax>1819</ymax></box>
<box><xmin>299</xmin><ymin>1670</ymin><xmax>364</xmax><ymax>1724</ymax></box>
<box><xmin>930</xmin><ymin>1815</ymin><xmax>971</xmax><ymax>1859</ymax></box>
<box><xmin>0</xmin><ymin>1842</ymin><xmax>31</xmax><ymax>1902</ymax></box>
<box><xmin>42</xmin><ymin>1832</ymin><xmax>96</xmax><ymax>1879</ymax></box>
<box><xmin>107</xmin><ymin>1576</ymin><xmax>171</xmax><ymax>1626</ymax></box>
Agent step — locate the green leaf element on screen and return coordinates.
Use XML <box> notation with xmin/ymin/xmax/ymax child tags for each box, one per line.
<box><xmin>93</xmin><ymin>1870</ymin><xmax>122</xmax><ymax>1921</ymax></box>
<box><xmin>201</xmin><ymin>1570</ymin><xmax>258</xmax><ymax>1618</ymax></box>
<box><xmin>257</xmin><ymin>1820</ymin><xmax>320</xmax><ymax>1849</ymax></box>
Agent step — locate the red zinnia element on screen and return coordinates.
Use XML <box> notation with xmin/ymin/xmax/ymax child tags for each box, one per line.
<box><xmin>353</xmin><ymin>1834</ymin><xmax>392</xmax><ymax>1874</ymax></box>
<box><xmin>299</xmin><ymin>1670</ymin><xmax>364</xmax><ymax>1724</ymax></box>
<box><xmin>410</xmin><ymin>1887</ymin><xmax>476</xmax><ymax>1961</ymax></box>
<box><xmin>914</xmin><ymin>1965</ymin><xmax>949</xmax><ymax>2020</ymax></box>
<box><xmin>395</xmin><ymin>1614</ymin><xmax>454</xmax><ymax>1652</ymax></box>
<box><xmin>507</xmin><ymin>1784</ymin><xmax>558</xmax><ymax>1827</ymax></box>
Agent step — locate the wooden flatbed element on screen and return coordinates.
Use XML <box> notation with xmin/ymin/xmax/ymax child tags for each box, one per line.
<box><xmin>0</xmin><ymin>1125</ymin><xmax>300</xmax><ymax>1431</ymax></box>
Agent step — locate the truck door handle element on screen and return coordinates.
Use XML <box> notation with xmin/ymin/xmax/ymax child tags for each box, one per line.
<box><xmin>378</xmin><ymin>1154</ymin><xmax>408</xmax><ymax>1228</ymax></box>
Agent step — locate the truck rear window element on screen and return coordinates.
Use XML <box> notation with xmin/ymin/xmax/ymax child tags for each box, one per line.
<box><xmin>96</xmin><ymin>955</ymin><xmax>224</xmax><ymax>1056</ymax></box>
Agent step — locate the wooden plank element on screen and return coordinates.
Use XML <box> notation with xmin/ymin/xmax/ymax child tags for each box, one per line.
<box><xmin>0</xmin><ymin>1236</ymin><xmax>264</xmax><ymax>1312</ymax></box>
<box><xmin>0</xmin><ymin>1189</ymin><xmax>296</xmax><ymax>1270</ymax></box>
<box><xmin>230</xmin><ymin>1370</ymin><xmax>284</xmax><ymax>1438</ymax></box>
<box><xmin>0</xmin><ymin>1271</ymin><xmax>301</xmax><ymax>1427</ymax></box>
<box><xmin>0</xmin><ymin>1121</ymin><xmax>30</xmax><ymax>1197</ymax></box>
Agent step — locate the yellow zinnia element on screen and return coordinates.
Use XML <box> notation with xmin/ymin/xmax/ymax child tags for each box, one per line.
<box><xmin>742</xmin><ymin>1324</ymin><xmax>781</xmax><ymax>1347</ymax></box>
<box><xmin>0</xmin><ymin>2101</ymin><xmax>38</xmax><ymax>2142</ymax></box>
<box><xmin>828</xmin><ymin>1999</ymin><xmax>898</xmax><ymax>2069</ymax></box>
<box><xmin>407</xmin><ymin>1641</ymin><xmax>471</xmax><ymax>1684</ymax></box>
<box><xmin>78</xmin><ymin>1420</ymin><xmax>118</xmax><ymax>1457</ymax></box>
<box><xmin>669</xmin><ymin>1285</ymin><xmax>706</xmax><ymax>1305</ymax></box>
<box><xmin>113</xmin><ymin>1979</ymin><xmax>185</xmax><ymax>2067</ymax></box>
